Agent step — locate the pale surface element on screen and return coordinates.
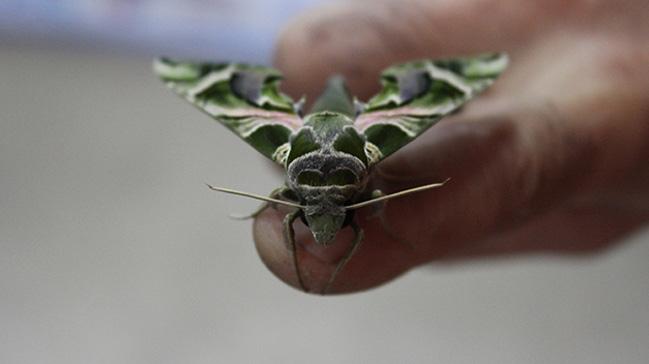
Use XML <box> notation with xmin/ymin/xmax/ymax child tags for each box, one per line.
<box><xmin>1</xmin><ymin>46</ymin><xmax>648</xmax><ymax>364</ymax></box>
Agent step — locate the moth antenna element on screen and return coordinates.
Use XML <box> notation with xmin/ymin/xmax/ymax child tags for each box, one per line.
<box><xmin>345</xmin><ymin>178</ymin><xmax>450</xmax><ymax>210</ymax></box>
<box><xmin>227</xmin><ymin>213</ymin><xmax>255</xmax><ymax>221</ymax></box>
<box><xmin>205</xmin><ymin>184</ymin><xmax>305</xmax><ymax>209</ymax></box>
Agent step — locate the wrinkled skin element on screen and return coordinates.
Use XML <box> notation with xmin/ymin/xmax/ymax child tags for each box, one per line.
<box><xmin>254</xmin><ymin>0</ymin><xmax>649</xmax><ymax>294</ymax></box>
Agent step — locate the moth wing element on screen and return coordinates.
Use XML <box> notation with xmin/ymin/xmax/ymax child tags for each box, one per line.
<box><xmin>355</xmin><ymin>53</ymin><xmax>508</xmax><ymax>162</ymax></box>
<box><xmin>154</xmin><ymin>58</ymin><xmax>303</xmax><ymax>164</ymax></box>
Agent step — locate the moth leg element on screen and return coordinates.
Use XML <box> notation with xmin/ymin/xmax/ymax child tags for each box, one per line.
<box><xmin>229</xmin><ymin>186</ymin><xmax>291</xmax><ymax>220</ymax></box>
<box><xmin>283</xmin><ymin>210</ymin><xmax>307</xmax><ymax>292</ymax></box>
<box><xmin>366</xmin><ymin>189</ymin><xmax>416</xmax><ymax>250</ymax></box>
<box><xmin>322</xmin><ymin>221</ymin><xmax>364</xmax><ymax>294</ymax></box>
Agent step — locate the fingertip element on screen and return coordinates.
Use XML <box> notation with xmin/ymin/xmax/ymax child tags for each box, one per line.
<box><xmin>253</xmin><ymin>207</ymin><xmax>350</xmax><ymax>293</ymax></box>
<box><xmin>253</xmin><ymin>207</ymin><xmax>416</xmax><ymax>294</ymax></box>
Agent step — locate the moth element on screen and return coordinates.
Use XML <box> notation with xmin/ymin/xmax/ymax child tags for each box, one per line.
<box><xmin>154</xmin><ymin>54</ymin><xmax>508</xmax><ymax>293</ymax></box>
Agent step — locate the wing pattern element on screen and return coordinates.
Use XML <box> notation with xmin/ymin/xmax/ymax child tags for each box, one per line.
<box><xmin>154</xmin><ymin>58</ymin><xmax>302</xmax><ymax>163</ymax></box>
<box><xmin>355</xmin><ymin>53</ymin><xmax>508</xmax><ymax>160</ymax></box>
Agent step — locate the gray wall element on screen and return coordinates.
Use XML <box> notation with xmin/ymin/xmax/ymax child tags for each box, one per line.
<box><xmin>1</xmin><ymin>46</ymin><xmax>648</xmax><ymax>364</ymax></box>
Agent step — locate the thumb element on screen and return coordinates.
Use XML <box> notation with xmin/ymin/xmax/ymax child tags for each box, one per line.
<box><xmin>273</xmin><ymin>0</ymin><xmax>561</xmax><ymax>100</ymax></box>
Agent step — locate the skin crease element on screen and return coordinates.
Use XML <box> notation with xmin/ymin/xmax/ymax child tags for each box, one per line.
<box><xmin>253</xmin><ymin>0</ymin><xmax>649</xmax><ymax>294</ymax></box>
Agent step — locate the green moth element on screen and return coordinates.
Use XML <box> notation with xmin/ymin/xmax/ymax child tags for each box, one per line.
<box><xmin>154</xmin><ymin>54</ymin><xmax>508</xmax><ymax>293</ymax></box>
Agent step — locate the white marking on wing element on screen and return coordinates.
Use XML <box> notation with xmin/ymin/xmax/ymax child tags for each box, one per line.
<box><xmin>425</xmin><ymin>62</ymin><xmax>474</xmax><ymax>97</ymax></box>
<box><xmin>355</xmin><ymin>104</ymin><xmax>456</xmax><ymax>135</ymax></box>
<box><xmin>364</xmin><ymin>142</ymin><xmax>383</xmax><ymax>165</ymax></box>
<box><xmin>272</xmin><ymin>142</ymin><xmax>291</xmax><ymax>166</ymax></box>
<box><xmin>187</xmin><ymin>65</ymin><xmax>236</xmax><ymax>98</ymax></box>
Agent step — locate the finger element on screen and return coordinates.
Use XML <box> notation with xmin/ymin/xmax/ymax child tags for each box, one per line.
<box><xmin>254</xmin><ymin>206</ymin><xmax>415</xmax><ymax>294</ymax></box>
<box><xmin>260</xmin><ymin>3</ymin><xmax>649</xmax><ymax>293</ymax></box>
<box><xmin>252</xmin><ymin>95</ymin><xmax>643</xmax><ymax>294</ymax></box>
<box><xmin>441</xmin><ymin>204</ymin><xmax>649</xmax><ymax>261</ymax></box>
<box><xmin>372</xmin><ymin>37</ymin><xmax>649</xmax><ymax>259</ymax></box>
<box><xmin>252</xmin><ymin>108</ymin><xmax>538</xmax><ymax>293</ymax></box>
<box><xmin>253</xmin><ymin>53</ymin><xmax>649</xmax><ymax>294</ymax></box>
<box><xmin>274</xmin><ymin>0</ymin><xmax>562</xmax><ymax>100</ymax></box>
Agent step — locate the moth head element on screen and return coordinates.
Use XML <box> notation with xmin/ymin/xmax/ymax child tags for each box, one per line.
<box><xmin>303</xmin><ymin>208</ymin><xmax>347</xmax><ymax>245</ymax></box>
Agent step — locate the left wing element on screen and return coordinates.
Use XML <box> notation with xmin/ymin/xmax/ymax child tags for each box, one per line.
<box><xmin>154</xmin><ymin>58</ymin><xmax>302</xmax><ymax>164</ymax></box>
<box><xmin>355</xmin><ymin>53</ymin><xmax>508</xmax><ymax>162</ymax></box>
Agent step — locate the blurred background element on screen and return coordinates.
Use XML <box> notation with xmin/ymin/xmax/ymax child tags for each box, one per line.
<box><xmin>1</xmin><ymin>1</ymin><xmax>648</xmax><ymax>363</ymax></box>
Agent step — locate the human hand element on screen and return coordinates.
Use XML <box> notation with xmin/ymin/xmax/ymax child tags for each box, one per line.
<box><xmin>254</xmin><ymin>0</ymin><xmax>649</xmax><ymax>293</ymax></box>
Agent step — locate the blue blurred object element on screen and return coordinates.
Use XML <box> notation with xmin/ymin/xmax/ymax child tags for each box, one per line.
<box><xmin>0</xmin><ymin>0</ymin><xmax>322</xmax><ymax>63</ymax></box>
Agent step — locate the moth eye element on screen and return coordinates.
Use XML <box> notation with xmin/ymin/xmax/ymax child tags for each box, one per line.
<box><xmin>325</xmin><ymin>169</ymin><xmax>358</xmax><ymax>186</ymax></box>
<box><xmin>297</xmin><ymin>170</ymin><xmax>324</xmax><ymax>186</ymax></box>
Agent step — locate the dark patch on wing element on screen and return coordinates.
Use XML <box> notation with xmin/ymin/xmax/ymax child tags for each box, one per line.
<box><xmin>230</xmin><ymin>70</ymin><xmax>265</xmax><ymax>104</ymax></box>
<box><xmin>397</xmin><ymin>70</ymin><xmax>430</xmax><ymax>103</ymax></box>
